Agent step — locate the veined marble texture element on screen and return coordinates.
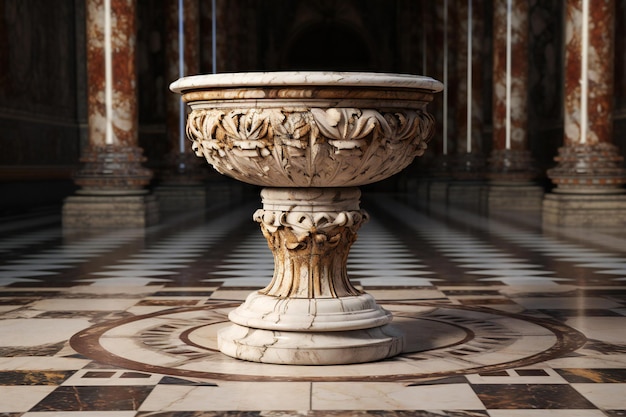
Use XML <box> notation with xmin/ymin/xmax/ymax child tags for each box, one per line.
<box><xmin>170</xmin><ymin>72</ymin><xmax>443</xmax><ymax>365</ymax></box>
<box><xmin>170</xmin><ymin>71</ymin><xmax>444</xmax><ymax>91</ymax></box>
<box><xmin>1</xmin><ymin>196</ymin><xmax>626</xmax><ymax>414</ymax></box>
<box><xmin>172</xmin><ymin>72</ymin><xmax>443</xmax><ymax>188</ymax></box>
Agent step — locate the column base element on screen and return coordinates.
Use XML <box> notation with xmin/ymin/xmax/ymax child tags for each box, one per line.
<box><xmin>218</xmin><ymin>281</ymin><xmax>405</xmax><ymax>365</ymax></box>
<box><xmin>153</xmin><ymin>184</ymin><xmax>207</xmax><ymax>212</ymax></box>
<box><xmin>542</xmin><ymin>193</ymin><xmax>626</xmax><ymax>227</ymax></box>
<box><xmin>488</xmin><ymin>183</ymin><xmax>544</xmax><ymax>211</ymax></box>
<box><xmin>218</xmin><ymin>323</ymin><xmax>404</xmax><ymax>365</ymax></box>
<box><xmin>62</xmin><ymin>194</ymin><xmax>159</xmax><ymax>228</ymax></box>
<box><xmin>228</xmin><ymin>292</ymin><xmax>393</xmax><ymax>332</ymax></box>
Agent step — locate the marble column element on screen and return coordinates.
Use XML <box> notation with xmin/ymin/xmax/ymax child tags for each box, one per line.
<box><xmin>488</xmin><ymin>0</ymin><xmax>543</xmax><ymax>211</ymax></box>
<box><xmin>63</xmin><ymin>0</ymin><xmax>158</xmax><ymax>228</ymax></box>
<box><xmin>155</xmin><ymin>0</ymin><xmax>211</xmax><ymax>212</ymax></box>
<box><xmin>543</xmin><ymin>0</ymin><xmax>626</xmax><ymax>226</ymax></box>
<box><xmin>448</xmin><ymin>0</ymin><xmax>487</xmax><ymax>211</ymax></box>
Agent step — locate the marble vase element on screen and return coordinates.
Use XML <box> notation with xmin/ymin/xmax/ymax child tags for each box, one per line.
<box><xmin>171</xmin><ymin>72</ymin><xmax>442</xmax><ymax>364</ymax></box>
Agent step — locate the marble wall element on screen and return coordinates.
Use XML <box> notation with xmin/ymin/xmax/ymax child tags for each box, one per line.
<box><xmin>0</xmin><ymin>0</ymin><xmax>86</xmax><ymax>168</ymax></box>
<box><xmin>0</xmin><ymin>0</ymin><xmax>86</xmax><ymax>213</ymax></box>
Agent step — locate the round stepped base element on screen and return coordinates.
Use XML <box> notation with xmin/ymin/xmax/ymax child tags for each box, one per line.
<box><xmin>218</xmin><ymin>323</ymin><xmax>405</xmax><ymax>365</ymax></box>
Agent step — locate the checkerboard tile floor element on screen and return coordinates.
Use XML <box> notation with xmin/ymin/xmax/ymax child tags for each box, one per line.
<box><xmin>0</xmin><ymin>194</ymin><xmax>625</xmax><ymax>416</ymax></box>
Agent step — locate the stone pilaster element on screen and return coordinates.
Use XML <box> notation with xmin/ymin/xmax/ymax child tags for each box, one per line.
<box><xmin>447</xmin><ymin>0</ymin><xmax>487</xmax><ymax>211</ymax></box>
<box><xmin>155</xmin><ymin>0</ymin><xmax>210</xmax><ymax>212</ymax></box>
<box><xmin>163</xmin><ymin>0</ymin><xmax>202</xmax><ymax>182</ymax></box>
<box><xmin>63</xmin><ymin>0</ymin><xmax>158</xmax><ymax>228</ymax></box>
<box><xmin>417</xmin><ymin>1</ymin><xmax>454</xmax><ymax>204</ymax></box>
<box><xmin>488</xmin><ymin>0</ymin><xmax>543</xmax><ymax>211</ymax></box>
<box><xmin>452</xmin><ymin>0</ymin><xmax>486</xmax><ymax>176</ymax></box>
<box><xmin>543</xmin><ymin>0</ymin><xmax>626</xmax><ymax>226</ymax></box>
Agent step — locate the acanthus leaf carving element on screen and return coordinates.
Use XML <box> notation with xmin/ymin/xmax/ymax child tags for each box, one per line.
<box><xmin>253</xmin><ymin>206</ymin><xmax>368</xmax><ymax>298</ymax></box>
<box><xmin>253</xmin><ymin>208</ymin><xmax>369</xmax><ymax>243</ymax></box>
<box><xmin>311</xmin><ymin>108</ymin><xmax>384</xmax><ymax>155</ymax></box>
<box><xmin>185</xmin><ymin>106</ymin><xmax>435</xmax><ymax>187</ymax></box>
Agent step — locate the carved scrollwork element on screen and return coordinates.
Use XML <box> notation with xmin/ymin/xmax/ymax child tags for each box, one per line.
<box><xmin>253</xmin><ymin>208</ymin><xmax>368</xmax><ymax>243</ymax></box>
<box><xmin>253</xmin><ymin>207</ymin><xmax>368</xmax><ymax>298</ymax></box>
<box><xmin>186</xmin><ymin>107</ymin><xmax>435</xmax><ymax>187</ymax></box>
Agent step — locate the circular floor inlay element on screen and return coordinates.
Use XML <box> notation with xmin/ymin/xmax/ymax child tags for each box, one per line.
<box><xmin>70</xmin><ymin>302</ymin><xmax>586</xmax><ymax>382</ymax></box>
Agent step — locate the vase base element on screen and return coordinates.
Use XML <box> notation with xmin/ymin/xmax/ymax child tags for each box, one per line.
<box><xmin>229</xmin><ymin>292</ymin><xmax>393</xmax><ymax>332</ymax></box>
<box><xmin>217</xmin><ymin>323</ymin><xmax>405</xmax><ymax>365</ymax></box>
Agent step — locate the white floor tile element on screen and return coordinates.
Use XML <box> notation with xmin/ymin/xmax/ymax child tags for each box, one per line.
<box><xmin>572</xmin><ymin>383</ymin><xmax>626</xmax><ymax>409</ymax></box>
<box><xmin>31</xmin><ymin>298</ymin><xmax>140</xmax><ymax>311</ymax></box>
<box><xmin>0</xmin><ymin>386</ymin><xmax>57</xmax><ymax>412</ymax></box>
<box><xmin>0</xmin><ymin>319</ymin><xmax>91</xmax><ymax>346</ymax></box>
<box><xmin>138</xmin><ymin>382</ymin><xmax>311</xmax><ymax>411</ymax></box>
<box><xmin>312</xmin><ymin>382</ymin><xmax>485</xmax><ymax>410</ymax></box>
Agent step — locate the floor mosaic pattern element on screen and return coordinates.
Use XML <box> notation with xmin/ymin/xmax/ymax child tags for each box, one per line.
<box><xmin>1</xmin><ymin>193</ymin><xmax>625</xmax><ymax>416</ymax></box>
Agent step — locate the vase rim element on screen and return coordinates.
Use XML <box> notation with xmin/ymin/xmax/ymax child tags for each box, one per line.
<box><xmin>170</xmin><ymin>71</ymin><xmax>443</xmax><ymax>94</ymax></box>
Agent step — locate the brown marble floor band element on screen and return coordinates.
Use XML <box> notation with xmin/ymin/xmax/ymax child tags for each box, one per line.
<box><xmin>69</xmin><ymin>302</ymin><xmax>586</xmax><ymax>383</ymax></box>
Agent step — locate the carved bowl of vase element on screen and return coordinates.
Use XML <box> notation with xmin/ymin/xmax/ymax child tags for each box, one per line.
<box><xmin>170</xmin><ymin>71</ymin><xmax>443</xmax><ymax>188</ymax></box>
<box><xmin>170</xmin><ymin>72</ymin><xmax>443</xmax><ymax>365</ymax></box>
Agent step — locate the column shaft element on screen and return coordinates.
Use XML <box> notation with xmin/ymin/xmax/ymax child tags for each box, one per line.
<box><xmin>86</xmin><ymin>0</ymin><xmax>136</xmax><ymax>148</ymax></box>
<box><xmin>453</xmin><ymin>0</ymin><xmax>485</xmax><ymax>178</ymax></box>
<box><xmin>564</xmin><ymin>0</ymin><xmax>612</xmax><ymax>147</ymax></box>
<box><xmin>487</xmin><ymin>0</ymin><xmax>543</xmax><ymax>210</ymax></box>
<box><xmin>489</xmin><ymin>0</ymin><xmax>537</xmax><ymax>182</ymax></box>
<box><xmin>161</xmin><ymin>0</ymin><xmax>207</xmax><ymax>187</ymax></box>
<box><xmin>547</xmin><ymin>0</ymin><xmax>625</xmax><ymax>193</ymax></box>
<box><xmin>63</xmin><ymin>0</ymin><xmax>157</xmax><ymax>228</ymax></box>
<box><xmin>75</xmin><ymin>0</ymin><xmax>151</xmax><ymax>193</ymax></box>
<box><xmin>543</xmin><ymin>0</ymin><xmax>626</xmax><ymax>226</ymax></box>
<box><xmin>447</xmin><ymin>0</ymin><xmax>487</xmax><ymax>211</ymax></box>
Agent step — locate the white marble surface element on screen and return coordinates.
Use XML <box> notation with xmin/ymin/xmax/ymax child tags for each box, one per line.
<box><xmin>30</xmin><ymin>298</ymin><xmax>140</xmax><ymax>311</ymax></box>
<box><xmin>312</xmin><ymin>382</ymin><xmax>485</xmax><ymax>410</ymax></box>
<box><xmin>228</xmin><ymin>292</ymin><xmax>392</xmax><ymax>331</ymax></box>
<box><xmin>0</xmin><ymin>319</ymin><xmax>91</xmax><ymax>346</ymax></box>
<box><xmin>0</xmin><ymin>386</ymin><xmax>57</xmax><ymax>413</ymax></box>
<box><xmin>217</xmin><ymin>323</ymin><xmax>404</xmax><ymax>365</ymax></box>
<box><xmin>488</xmin><ymin>411</ymin><xmax>608</xmax><ymax>417</ymax></box>
<box><xmin>139</xmin><ymin>382</ymin><xmax>311</xmax><ymax>411</ymax></box>
<box><xmin>87</xmin><ymin>303</ymin><xmax>572</xmax><ymax>373</ymax></box>
<box><xmin>0</xmin><ymin>357</ymin><xmax>90</xmax><ymax>371</ymax></box>
<box><xmin>572</xmin><ymin>383</ymin><xmax>626</xmax><ymax>409</ymax></box>
<box><xmin>566</xmin><ymin>317</ymin><xmax>626</xmax><ymax>344</ymax></box>
<box><xmin>4</xmin><ymin>197</ymin><xmax>625</xmax><ymax>414</ymax></box>
<box><xmin>170</xmin><ymin>71</ymin><xmax>443</xmax><ymax>93</ymax></box>
<box><xmin>174</xmin><ymin>71</ymin><xmax>442</xmax><ymax>188</ymax></box>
